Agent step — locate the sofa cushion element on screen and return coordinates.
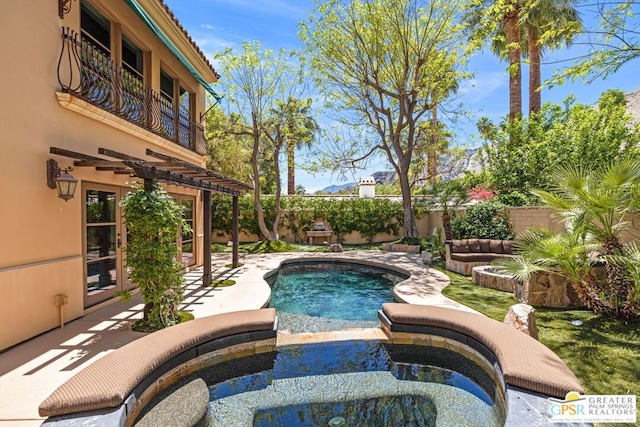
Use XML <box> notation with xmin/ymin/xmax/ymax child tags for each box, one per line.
<box><xmin>502</xmin><ymin>240</ymin><xmax>513</xmax><ymax>255</ymax></box>
<box><xmin>468</xmin><ymin>239</ymin><xmax>481</xmax><ymax>253</ymax></box>
<box><xmin>479</xmin><ymin>239</ymin><xmax>491</xmax><ymax>253</ymax></box>
<box><xmin>451</xmin><ymin>239</ymin><xmax>469</xmax><ymax>253</ymax></box>
<box><xmin>489</xmin><ymin>240</ymin><xmax>503</xmax><ymax>253</ymax></box>
<box><xmin>450</xmin><ymin>253</ymin><xmax>502</xmax><ymax>262</ymax></box>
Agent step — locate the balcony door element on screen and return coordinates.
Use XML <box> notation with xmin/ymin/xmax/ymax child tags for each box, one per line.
<box><xmin>83</xmin><ymin>184</ymin><xmax>132</xmax><ymax>308</ymax></box>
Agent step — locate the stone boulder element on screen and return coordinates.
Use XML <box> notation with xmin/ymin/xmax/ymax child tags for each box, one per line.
<box><xmin>515</xmin><ymin>271</ymin><xmax>584</xmax><ymax>308</ymax></box>
<box><xmin>504</xmin><ymin>303</ymin><xmax>538</xmax><ymax>340</ymax></box>
<box><xmin>381</xmin><ymin>243</ymin><xmax>420</xmax><ymax>254</ymax></box>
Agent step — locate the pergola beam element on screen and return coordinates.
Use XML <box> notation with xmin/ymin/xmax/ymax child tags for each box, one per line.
<box><xmin>49</xmin><ymin>146</ymin><xmax>251</xmax><ymax>292</ymax></box>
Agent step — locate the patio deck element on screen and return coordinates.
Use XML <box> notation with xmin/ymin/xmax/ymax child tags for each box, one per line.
<box><xmin>0</xmin><ymin>251</ymin><xmax>460</xmax><ymax>426</ymax></box>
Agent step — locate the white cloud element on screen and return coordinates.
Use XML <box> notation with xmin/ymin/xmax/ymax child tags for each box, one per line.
<box><xmin>459</xmin><ymin>72</ymin><xmax>506</xmax><ymax>104</ymax></box>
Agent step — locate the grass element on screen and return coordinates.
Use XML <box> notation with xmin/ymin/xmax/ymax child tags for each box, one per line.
<box><xmin>131</xmin><ymin>310</ymin><xmax>194</xmax><ymax>333</ymax></box>
<box><xmin>212</xmin><ymin>240</ymin><xmax>384</xmax><ymax>254</ymax></box>
<box><xmin>439</xmin><ymin>266</ymin><xmax>640</xmax><ymax>425</ymax></box>
<box><xmin>210</xmin><ymin>279</ymin><xmax>236</xmax><ymax>287</ymax></box>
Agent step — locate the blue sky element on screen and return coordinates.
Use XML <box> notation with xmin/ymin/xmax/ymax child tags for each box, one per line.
<box><xmin>164</xmin><ymin>0</ymin><xmax>639</xmax><ymax>192</ymax></box>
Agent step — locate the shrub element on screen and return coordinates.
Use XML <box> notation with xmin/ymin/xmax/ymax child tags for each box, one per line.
<box><xmin>120</xmin><ymin>181</ymin><xmax>186</xmax><ymax>330</ymax></box>
<box><xmin>211</xmin><ymin>195</ymin><xmax>404</xmax><ymax>244</ymax></box>
<box><xmin>450</xmin><ymin>200</ymin><xmax>513</xmax><ymax>240</ymax></box>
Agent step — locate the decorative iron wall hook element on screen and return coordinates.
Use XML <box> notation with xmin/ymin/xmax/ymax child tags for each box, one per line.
<box><xmin>59</xmin><ymin>0</ymin><xmax>77</xmax><ymax>19</ymax></box>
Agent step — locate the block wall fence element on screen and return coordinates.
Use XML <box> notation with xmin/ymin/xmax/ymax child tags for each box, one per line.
<box><xmin>211</xmin><ymin>205</ymin><xmax>635</xmax><ymax>245</ymax></box>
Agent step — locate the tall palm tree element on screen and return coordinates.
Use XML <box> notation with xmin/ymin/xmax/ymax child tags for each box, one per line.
<box><xmin>523</xmin><ymin>0</ymin><xmax>581</xmax><ymax>114</ymax></box>
<box><xmin>466</xmin><ymin>0</ymin><xmax>522</xmax><ymax>121</ymax></box>
<box><xmin>273</xmin><ymin>97</ymin><xmax>319</xmax><ymax>195</ymax></box>
<box><xmin>467</xmin><ymin>0</ymin><xmax>580</xmax><ymax>118</ymax></box>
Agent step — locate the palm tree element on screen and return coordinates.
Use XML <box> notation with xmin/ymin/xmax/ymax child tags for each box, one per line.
<box><xmin>467</xmin><ymin>0</ymin><xmax>581</xmax><ymax>118</ymax></box>
<box><xmin>523</xmin><ymin>0</ymin><xmax>581</xmax><ymax>114</ymax></box>
<box><xmin>497</xmin><ymin>160</ymin><xmax>640</xmax><ymax>320</ymax></box>
<box><xmin>426</xmin><ymin>180</ymin><xmax>470</xmax><ymax>240</ymax></box>
<box><xmin>272</xmin><ymin>97</ymin><xmax>319</xmax><ymax>195</ymax></box>
<box><xmin>465</xmin><ymin>0</ymin><xmax>522</xmax><ymax>121</ymax></box>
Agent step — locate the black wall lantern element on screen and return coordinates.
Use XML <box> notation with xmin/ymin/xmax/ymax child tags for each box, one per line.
<box><xmin>47</xmin><ymin>159</ymin><xmax>78</xmax><ymax>201</ymax></box>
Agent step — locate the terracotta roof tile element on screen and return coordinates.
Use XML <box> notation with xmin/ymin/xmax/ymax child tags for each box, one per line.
<box><xmin>158</xmin><ymin>0</ymin><xmax>220</xmax><ymax>80</ymax></box>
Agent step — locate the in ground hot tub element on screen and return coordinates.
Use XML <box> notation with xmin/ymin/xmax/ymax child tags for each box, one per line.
<box><xmin>139</xmin><ymin>339</ymin><xmax>506</xmax><ymax>427</ymax></box>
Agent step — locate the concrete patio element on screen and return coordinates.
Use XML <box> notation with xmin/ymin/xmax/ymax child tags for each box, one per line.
<box><xmin>0</xmin><ymin>251</ymin><xmax>462</xmax><ymax>426</ymax></box>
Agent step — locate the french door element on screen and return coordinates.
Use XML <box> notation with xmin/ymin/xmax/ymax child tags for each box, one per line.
<box><xmin>83</xmin><ymin>184</ymin><xmax>132</xmax><ymax>308</ymax></box>
<box><xmin>175</xmin><ymin>196</ymin><xmax>195</xmax><ymax>268</ymax></box>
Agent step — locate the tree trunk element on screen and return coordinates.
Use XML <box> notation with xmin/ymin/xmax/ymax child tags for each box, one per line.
<box><xmin>441</xmin><ymin>208</ymin><xmax>453</xmax><ymax>240</ymax></box>
<box><xmin>528</xmin><ymin>25</ymin><xmax>541</xmax><ymax>114</ymax></box>
<box><xmin>398</xmin><ymin>167</ymin><xmax>418</xmax><ymax>238</ymax></box>
<box><xmin>287</xmin><ymin>141</ymin><xmax>295</xmax><ymax>195</ymax></box>
<box><xmin>427</xmin><ymin>99</ymin><xmax>438</xmax><ymax>182</ymax></box>
<box><xmin>251</xmin><ymin>112</ymin><xmax>274</xmax><ymax>241</ymax></box>
<box><xmin>505</xmin><ymin>8</ymin><xmax>522</xmax><ymax>122</ymax></box>
<box><xmin>271</xmin><ymin>143</ymin><xmax>283</xmax><ymax>240</ymax></box>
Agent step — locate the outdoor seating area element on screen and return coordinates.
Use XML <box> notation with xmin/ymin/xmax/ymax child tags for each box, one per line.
<box><xmin>39</xmin><ymin>309</ymin><xmax>277</xmax><ymax>423</ymax></box>
<box><xmin>378</xmin><ymin>302</ymin><xmax>584</xmax><ymax>399</ymax></box>
<box><xmin>445</xmin><ymin>239</ymin><xmax>515</xmax><ymax>276</ymax></box>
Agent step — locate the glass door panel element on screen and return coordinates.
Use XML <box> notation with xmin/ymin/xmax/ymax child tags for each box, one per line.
<box><xmin>84</xmin><ymin>187</ymin><xmax>122</xmax><ymax>307</ymax></box>
<box><xmin>180</xmin><ymin>198</ymin><xmax>195</xmax><ymax>267</ymax></box>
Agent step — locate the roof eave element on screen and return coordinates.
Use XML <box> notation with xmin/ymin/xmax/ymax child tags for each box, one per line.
<box><xmin>139</xmin><ymin>0</ymin><xmax>219</xmax><ymax>82</ymax></box>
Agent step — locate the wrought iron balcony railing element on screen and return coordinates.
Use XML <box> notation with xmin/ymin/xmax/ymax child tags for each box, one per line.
<box><xmin>57</xmin><ymin>28</ymin><xmax>207</xmax><ymax>155</ymax></box>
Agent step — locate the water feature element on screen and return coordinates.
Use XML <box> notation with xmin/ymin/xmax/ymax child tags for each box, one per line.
<box><xmin>266</xmin><ymin>260</ymin><xmax>408</xmax><ymax>324</ymax></box>
<box><xmin>204</xmin><ymin>340</ymin><xmax>505</xmax><ymax>426</ymax></box>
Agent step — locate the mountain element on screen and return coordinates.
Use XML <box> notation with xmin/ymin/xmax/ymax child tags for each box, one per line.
<box><xmin>317</xmin><ymin>170</ymin><xmax>397</xmax><ymax>194</ymax></box>
<box><xmin>627</xmin><ymin>87</ymin><xmax>640</xmax><ymax>124</ymax></box>
<box><xmin>315</xmin><ymin>149</ymin><xmax>482</xmax><ymax>194</ymax></box>
<box><xmin>318</xmin><ymin>183</ymin><xmax>355</xmax><ymax>193</ymax></box>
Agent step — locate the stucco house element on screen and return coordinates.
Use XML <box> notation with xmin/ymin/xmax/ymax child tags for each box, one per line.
<box><xmin>0</xmin><ymin>0</ymin><xmax>249</xmax><ymax>351</ymax></box>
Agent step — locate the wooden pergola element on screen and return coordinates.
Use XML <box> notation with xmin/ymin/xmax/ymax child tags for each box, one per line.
<box><xmin>49</xmin><ymin>146</ymin><xmax>252</xmax><ymax>286</ymax></box>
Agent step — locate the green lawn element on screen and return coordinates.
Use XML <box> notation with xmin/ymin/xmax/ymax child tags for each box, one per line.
<box><xmin>212</xmin><ymin>240</ymin><xmax>383</xmax><ymax>253</ymax></box>
<box><xmin>440</xmin><ymin>267</ymin><xmax>640</xmax><ymax>426</ymax></box>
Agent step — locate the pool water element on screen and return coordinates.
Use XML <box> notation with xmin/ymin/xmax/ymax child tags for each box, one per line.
<box><xmin>266</xmin><ymin>262</ymin><xmax>407</xmax><ymax>322</ymax></box>
<box><xmin>205</xmin><ymin>340</ymin><xmax>505</xmax><ymax>426</ymax></box>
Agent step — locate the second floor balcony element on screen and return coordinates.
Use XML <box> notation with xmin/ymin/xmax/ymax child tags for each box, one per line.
<box><xmin>57</xmin><ymin>28</ymin><xmax>207</xmax><ymax>155</ymax></box>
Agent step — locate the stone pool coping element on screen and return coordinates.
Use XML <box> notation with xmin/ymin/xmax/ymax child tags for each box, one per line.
<box><xmin>210</xmin><ymin>251</ymin><xmax>477</xmax><ymax>314</ymax></box>
<box><xmin>39</xmin><ymin>321</ymin><xmax>590</xmax><ymax>427</ymax></box>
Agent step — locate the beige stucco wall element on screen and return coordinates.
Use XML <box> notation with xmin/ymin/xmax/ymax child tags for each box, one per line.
<box><xmin>0</xmin><ymin>1</ymin><xmax>212</xmax><ymax>350</ymax></box>
<box><xmin>212</xmin><ymin>205</ymin><xmax>640</xmax><ymax>247</ymax></box>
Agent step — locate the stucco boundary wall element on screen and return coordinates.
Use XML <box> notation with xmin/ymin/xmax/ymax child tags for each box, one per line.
<box><xmin>211</xmin><ymin>206</ymin><xmax>574</xmax><ymax>245</ymax></box>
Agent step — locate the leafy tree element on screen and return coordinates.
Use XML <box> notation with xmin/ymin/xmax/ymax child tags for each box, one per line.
<box><xmin>302</xmin><ymin>0</ymin><xmax>470</xmax><ymax>238</ymax></box>
<box><xmin>205</xmin><ymin>106</ymin><xmax>252</xmax><ymax>182</ymax></box>
<box><xmin>497</xmin><ymin>160</ymin><xmax>640</xmax><ymax>320</ymax></box>
<box><xmin>480</xmin><ymin>90</ymin><xmax>640</xmax><ymax>203</ymax></box>
<box><xmin>546</xmin><ymin>0</ymin><xmax>639</xmax><ymax>84</ymax></box>
<box><xmin>120</xmin><ymin>182</ymin><xmax>186</xmax><ymax>329</ymax></box>
<box><xmin>421</xmin><ymin>179</ymin><xmax>470</xmax><ymax>240</ymax></box>
<box><xmin>215</xmin><ymin>42</ymin><xmax>312</xmax><ymax>240</ymax></box>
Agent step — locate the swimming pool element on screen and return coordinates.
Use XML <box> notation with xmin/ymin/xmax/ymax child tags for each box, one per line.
<box><xmin>266</xmin><ymin>260</ymin><xmax>409</xmax><ymax>323</ymax></box>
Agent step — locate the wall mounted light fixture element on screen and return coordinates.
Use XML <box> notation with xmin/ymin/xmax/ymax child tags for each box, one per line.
<box><xmin>47</xmin><ymin>159</ymin><xmax>78</xmax><ymax>201</ymax></box>
<box><xmin>58</xmin><ymin>0</ymin><xmax>76</xmax><ymax>19</ymax></box>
